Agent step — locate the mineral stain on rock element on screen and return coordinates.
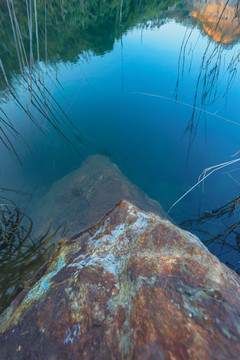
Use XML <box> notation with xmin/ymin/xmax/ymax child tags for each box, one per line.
<box><xmin>0</xmin><ymin>201</ymin><xmax>240</xmax><ymax>359</ymax></box>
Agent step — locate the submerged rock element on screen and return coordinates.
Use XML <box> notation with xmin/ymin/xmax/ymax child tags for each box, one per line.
<box><xmin>32</xmin><ymin>154</ymin><xmax>165</xmax><ymax>239</ymax></box>
<box><xmin>1</xmin><ymin>201</ymin><xmax>240</xmax><ymax>359</ymax></box>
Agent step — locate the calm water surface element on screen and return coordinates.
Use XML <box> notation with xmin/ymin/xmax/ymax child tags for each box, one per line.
<box><xmin>1</xmin><ymin>0</ymin><xmax>240</xmax><ymax>311</ymax></box>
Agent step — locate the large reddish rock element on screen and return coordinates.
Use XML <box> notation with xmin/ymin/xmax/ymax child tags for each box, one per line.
<box><xmin>0</xmin><ymin>201</ymin><xmax>240</xmax><ymax>359</ymax></box>
<box><xmin>0</xmin><ymin>154</ymin><xmax>165</xmax><ymax>316</ymax></box>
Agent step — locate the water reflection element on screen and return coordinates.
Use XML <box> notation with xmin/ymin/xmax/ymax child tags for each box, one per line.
<box><xmin>1</xmin><ymin>0</ymin><xmax>240</xmax><ymax>77</ymax></box>
<box><xmin>0</xmin><ymin>0</ymin><xmax>179</xmax><ymax>80</ymax></box>
<box><xmin>181</xmin><ymin>193</ymin><xmax>240</xmax><ymax>275</ymax></box>
<box><xmin>1</xmin><ymin>0</ymin><xmax>180</xmax><ymax>158</ymax></box>
<box><xmin>191</xmin><ymin>0</ymin><xmax>240</xmax><ymax>44</ymax></box>
<box><xmin>176</xmin><ymin>0</ymin><xmax>240</xmax><ymax>140</ymax></box>
<box><xmin>1</xmin><ymin>0</ymin><xmax>240</xmax><ymax>153</ymax></box>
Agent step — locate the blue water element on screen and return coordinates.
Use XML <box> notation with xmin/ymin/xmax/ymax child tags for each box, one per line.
<box><xmin>0</xmin><ymin>0</ymin><xmax>240</xmax><ymax>311</ymax></box>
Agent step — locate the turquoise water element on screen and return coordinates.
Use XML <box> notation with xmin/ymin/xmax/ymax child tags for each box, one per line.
<box><xmin>1</xmin><ymin>0</ymin><xmax>240</xmax><ymax>310</ymax></box>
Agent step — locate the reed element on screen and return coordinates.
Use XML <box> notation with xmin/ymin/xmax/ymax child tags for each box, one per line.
<box><xmin>167</xmin><ymin>158</ymin><xmax>240</xmax><ymax>215</ymax></box>
<box><xmin>175</xmin><ymin>0</ymin><xmax>240</xmax><ymax>136</ymax></box>
<box><xmin>0</xmin><ymin>0</ymin><xmax>85</xmax><ymax>161</ymax></box>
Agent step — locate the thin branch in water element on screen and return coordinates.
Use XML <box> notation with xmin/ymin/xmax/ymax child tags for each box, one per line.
<box><xmin>133</xmin><ymin>92</ymin><xmax>240</xmax><ymax>127</ymax></box>
<box><xmin>167</xmin><ymin>158</ymin><xmax>240</xmax><ymax>215</ymax></box>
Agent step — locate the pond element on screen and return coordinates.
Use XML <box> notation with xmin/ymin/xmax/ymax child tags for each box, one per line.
<box><xmin>0</xmin><ymin>0</ymin><xmax>240</xmax><ymax>312</ymax></box>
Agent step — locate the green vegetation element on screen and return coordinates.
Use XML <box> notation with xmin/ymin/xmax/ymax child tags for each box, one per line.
<box><xmin>0</xmin><ymin>0</ymin><xmax>179</xmax><ymax>85</ymax></box>
<box><xmin>0</xmin><ymin>194</ymin><xmax>59</xmax><ymax>314</ymax></box>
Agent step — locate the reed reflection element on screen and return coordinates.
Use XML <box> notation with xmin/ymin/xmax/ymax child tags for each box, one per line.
<box><xmin>176</xmin><ymin>0</ymin><xmax>240</xmax><ymax>138</ymax></box>
<box><xmin>181</xmin><ymin>193</ymin><xmax>240</xmax><ymax>273</ymax></box>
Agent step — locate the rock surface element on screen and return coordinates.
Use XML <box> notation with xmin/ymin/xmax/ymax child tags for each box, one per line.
<box><xmin>0</xmin><ymin>154</ymin><xmax>166</xmax><ymax>316</ymax></box>
<box><xmin>1</xmin><ymin>201</ymin><xmax>240</xmax><ymax>359</ymax></box>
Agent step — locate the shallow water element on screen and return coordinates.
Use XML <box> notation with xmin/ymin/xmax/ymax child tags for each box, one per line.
<box><xmin>1</xmin><ymin>0</ymin><xmax>240</xmax><ymax>311</ymax></box>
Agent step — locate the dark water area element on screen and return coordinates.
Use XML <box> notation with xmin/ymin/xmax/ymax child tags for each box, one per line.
<box><xmin>1</xmin><ymin>0</ymin><xmax>240</xmax><ymax>312</ymax></box>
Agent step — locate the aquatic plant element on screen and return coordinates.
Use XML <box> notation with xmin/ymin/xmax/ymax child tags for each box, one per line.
<box><xmin>0</xmin><ymin>191</ymin><xmax>60</xmax><ymax>314</ymax></box>
<box><xmin>0</xmin><ymin>201</ymin><xmax>31</xmax><ymax>252</ymax></box>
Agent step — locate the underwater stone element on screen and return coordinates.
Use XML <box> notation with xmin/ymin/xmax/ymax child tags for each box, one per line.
<box><xmin>0</xmin><ymin>201</ymin><xmax>240</xmax><ymax>359</ymax></box>
<box><xmin>31</xmin><ymin>154</ymin><xmax>165</xmax><ymax>239</ymax></box>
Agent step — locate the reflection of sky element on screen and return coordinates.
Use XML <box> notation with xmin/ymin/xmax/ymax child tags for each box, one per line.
<box><xmin>1</xmin><ymin>20</ymin><xmax>240</xmax><ymax>266</ymax></box>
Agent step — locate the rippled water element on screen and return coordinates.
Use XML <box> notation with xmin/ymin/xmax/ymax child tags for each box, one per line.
<box><xmin>1</xmin><ymin>0</ymin><xmax>240</xmax><ymax>312</ymax></box>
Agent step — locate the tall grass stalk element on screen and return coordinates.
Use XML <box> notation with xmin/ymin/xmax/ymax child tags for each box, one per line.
<box><xmin>6</xmin><ymin>0</ymin><xmax>23</xmax><ymax>74</ymax></box>
<box><xmin>45</xmin><ymin>0</ymin><xmax>47</xmax><ymax>64</ymax></box>
<box><xmin>0</xmin><ymin>0</ymin><xmax>84</xmax><ymax>160</ymax></box>
<box><xmin>34</xmin><ymin>0</ymin><xmax>40</xmax><ymax>79</ymax></box>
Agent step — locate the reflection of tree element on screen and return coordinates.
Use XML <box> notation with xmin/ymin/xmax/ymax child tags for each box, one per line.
<box><xmin>0</xmin><ymin>0</ymin><xmax>178</xmax><ymax>159</ymax></box>
<box><xmin>0</xmin><ymin>0</ymin><xmax>178</xmax><ymax>79</ymax></box>
<box><xmin>181</xmin><ymin>195</ymin><xmax>240</xmax><ymax>274</ymax></box>
<box><xmin>2</xmin><ymin>0</ymin><xmax>239</xmax><ymax>156</ymax></box>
